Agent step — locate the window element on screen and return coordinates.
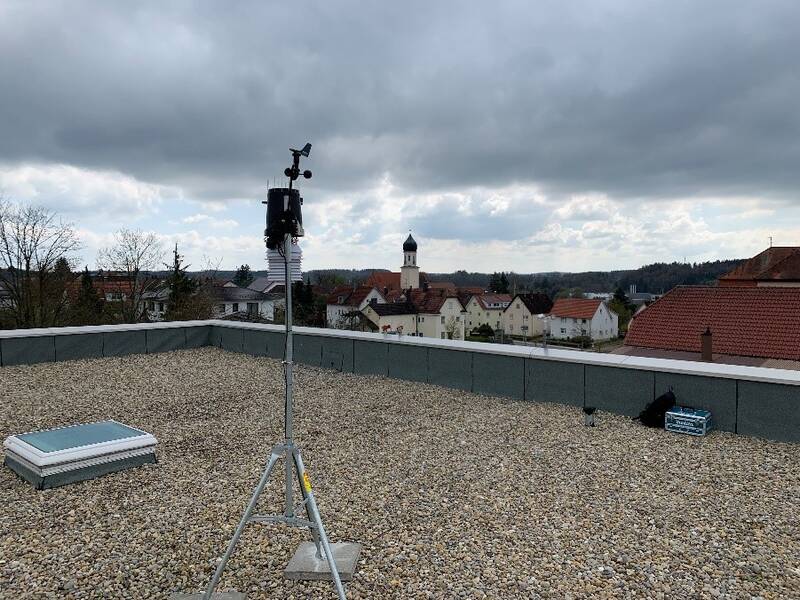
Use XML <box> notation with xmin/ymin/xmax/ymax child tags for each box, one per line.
<box><xmin>158</xmin><ymin>303</ymin><xmax>164</xmax><ymax>312</ymax></box>
<box><xmin>523</xmin><ymin>315</ymin><xmax>528</xmax><ymax>321</ymax></box>
<box><xmin>455</xmin><ymin>316</ymin><xmax>460</xmax><ymax>322</ymax></box>
<box><xmin>561</xmin><ymin>317</ymin><xmax>566</xmax><ymax>323</ymax></box>
<box><xmin>219</xmin><ymin>304</ymin><xmax>226</xmax><ymax>313</ymax></box>
<box><xmin>148</xmin><ymin>302</ymin><xmax>155</xmax><ymax>311</ymax></box>
<box><xmin>561</xmin><ymin>328</ymin><xmax>566</xmax><ymax>334</ymax></box>
<box><xmin>440</xmin><ymin>316</ymin><xmax>445</xmax><ymax>324</ymax></box>
<box><xmin>582</xmin><ymin>319</ymin><xmax>587</xmax><ymax>324</ymax></box>
<box><xmin>247</xmin><ymin>302</ymin><xmax>258</xmax><ymax>315</ymax></box>
<box><xmin>441</xmin><ymin>333</ymin><xmax>445</xmax><ymax>339</ymax></box>
<box><xmin>516</xmin><ymin>303</ymin><xmax>520</xmax><ymax>309</ymax></box>
<box><xmin>232</xmin><ymin>303</ymin><xmax>239</xmax><ymax>312</ymax></box>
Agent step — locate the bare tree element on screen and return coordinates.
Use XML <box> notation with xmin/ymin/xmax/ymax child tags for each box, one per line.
<box><xmin>97</xmin><ymin>229</ymin><xmax>163</xmax><ymax>323</ymax></box>
<box><xmin>0</xmin><ymin>199</ymin><xmax>82</xmax><ymax>328</ymax></box>
<box><xmin>445</xmin><ymin>315</ymin><xmax>462</xmax><ymax>340</ymax></box>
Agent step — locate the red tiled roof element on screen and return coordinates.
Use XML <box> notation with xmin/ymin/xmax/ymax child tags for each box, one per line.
<box><xmin>365</xmin><ymin>271</ymin><xmax>401</xmax><ymax>290</ymax></box>
<box><xmin>719</xmin><ymin>247</ymin><xmax>800</xmax><ymax>283</ymax></box>
<box><xmin>428</xmin><ymin>282</ymin><xmax>457</xmax><ymax>291</ymax></box>
<box><xmin>475</xmin><ymin>294</ymin><xmax>512</xmax><ymax>310</ymax></box>
<box><xmin>65</xmin><ymin>278</ymin><xmax>135</xmax><ymax>299</ymax></box>
<box><xmin>625</xmin><ymin>286</ymin><xmax>800</xmax><ymax>360</ymax></box>
<box><xmin>408</xmin><ymin>288</ymin><xmax>464</xmax><ymax>314</ymax></box>
<box><xmin>550</xmin><ymin>298</ymin><xmax>602</xmax><ymax>319</ymax></box>
<box><xmin>326</xmin><ymin>286</ymin><xmax>353</xmax><ymax>305</ymax></box>
<box><xmin>364</xmin><ymin>271</ymin><xmax>429</xmax><ymax>292</ymax></box>
<box><xmin>326</xmin><ymin>286</ymin><xmax>381</xmax><ymax>306</ymax></box>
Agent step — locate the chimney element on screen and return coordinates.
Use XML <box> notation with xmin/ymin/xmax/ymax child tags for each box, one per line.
<box><xmin>701</xmin><ymin>327</ymin><xmax>713</xmax><ymax>362</ymax></box>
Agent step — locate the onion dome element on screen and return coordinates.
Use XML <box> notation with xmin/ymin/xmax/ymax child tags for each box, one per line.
<box><xmin>403</xmin><ymin>234</ymin><xmax>417</xmax><ymax>252</ymax></box>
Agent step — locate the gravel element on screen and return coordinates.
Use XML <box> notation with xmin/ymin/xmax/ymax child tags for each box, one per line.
<box><xmin>1</xmin><ymin>347</ymin><xmax>799</xmax><ymax>599</ymax></box>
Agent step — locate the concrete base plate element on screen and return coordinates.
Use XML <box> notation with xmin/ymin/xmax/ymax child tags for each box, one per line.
<box><xmin>284</xmin><ymin>541</ymin><xmax>362</xmax><ymax>581</ymax></box>
<box><xmin>170</xmin><ymin>592</ymin><xmax>245</xmax><ymax>599</ymax></box>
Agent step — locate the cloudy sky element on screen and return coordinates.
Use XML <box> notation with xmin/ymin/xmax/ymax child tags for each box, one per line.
<box><xmin>1</xmin><ymin>1</ymin><xmax>799</xmax><ymax>273</ymax></box>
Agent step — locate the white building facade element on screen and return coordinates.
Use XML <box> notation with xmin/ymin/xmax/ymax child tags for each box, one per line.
<box><xmin>416</xmin><ymin>296</ymin><xmax>466</xmax><ymax>339</ymax></box>
<box><xmin>327</xmin><ymin>287</ymin><xmax>385</xmax><ymax>328</ymax></box>
<box><xmin>548</xmin><ymin>298</ymin><xmax>618</xmax><ymax>341</ymax></box>
<box><xmin>502</xmin><ymin>294</ymin><xmax>553</xmax><ymax>337</ymax></box>
<box><xmin>465</xmin><ymin>294</ymin><xmax>511</xmax><ymax>332</ymax></box>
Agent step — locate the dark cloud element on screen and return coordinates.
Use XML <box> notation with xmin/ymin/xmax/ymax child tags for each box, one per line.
<box><xmin>1</xmin><ymin>0</ymin><xmax>799</xmax><ymax>205</ymax></box>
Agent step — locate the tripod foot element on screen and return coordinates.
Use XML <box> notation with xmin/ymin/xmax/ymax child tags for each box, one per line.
<box><xmin>284</xmin><ymin>542</ymin><xmax>362</xmax><ymax>582</ymax></box>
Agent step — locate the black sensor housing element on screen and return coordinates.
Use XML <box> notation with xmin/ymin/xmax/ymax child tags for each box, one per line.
<box><xmin>265</xmin><ymin>187</ymin><xmax>304</xmax><ymax>249</ymax></box>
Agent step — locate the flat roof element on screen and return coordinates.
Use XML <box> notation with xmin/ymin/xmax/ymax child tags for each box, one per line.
<box><xmin>1</xmin><ymin>348</ymin><xmax>798</xmax><ymax>597</ymax></box>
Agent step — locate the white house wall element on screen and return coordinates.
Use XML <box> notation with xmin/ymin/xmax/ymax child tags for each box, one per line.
<box><xmin>466</xmin><ymin>298</ymin><xmax>504</xmax><ymax>332</ymax></box>
<box><xmin>550</xmin><ymin>304</ymin><xmax>618</xmax><ymax>341</ymax></box>
<box><xmin>418</xmin><ymin>298</ymin><xmax>466</xmax><ymax>339</ymax></box>
<box><xmin>502</xmin><ymin>301</ymin><xmax>544</xmax><ymax>337</ymax></box>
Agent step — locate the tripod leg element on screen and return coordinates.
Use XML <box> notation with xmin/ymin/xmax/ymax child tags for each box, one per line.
<box><xmin>204</xmin><ymin>449</ymin><xmax>282</xmax><ymax>600</ymax></box>
<box><xmin>291</xmin><ymin>451</ymin><xmax>323</xmax><ymax>559</ymax></box>
<box><xmin>292</xmin><ymin>450</ymin><xmax>347</xmax><ymax>600</ymax></box>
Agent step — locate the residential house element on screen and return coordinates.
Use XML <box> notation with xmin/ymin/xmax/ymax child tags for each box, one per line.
<box><xmin>409</xmin><ymin>288</ymin><xmax>466</xmax><ymax>339</ymax></box>
<box><xmin>142</xmin><ymin>286</ymin><xmax>170</xmax><ymax>321</ymax></box>
<box><xmin>211</xmin><ymin>284</ymin><xmax>276</xmax><ymax>320</ymax></box>
<box><xmin>502</xmin><ymin>293</ymin><xmax>553</xmax><ymax>337</ymax></box>
<box><xmin>718</xmin><ymin>246</ymin><xmax>800</xmax><ymax>287</ymax></box>
<box><xmin>547</xmin><ymin>298</ymin><xmax>618</xmax><ymax>341</ymax></box>
<box><xmin>326</xmin><ymin>286</ymin><xmax>385</xmax><ymax>328</ymax></box>
<box><xmin>465</xmin><ymin>294</ymin><xmax>511</xmax><ymax>332</ymax></box>
<box><xmin>618</xmin><ymin>285</ymin><xmax>800</xmax><ymax>368</ymax></box>
<box><xmin>361</xmin><ymin>302</ymin><xmax>418</xmax><ymax>335</ymax></box>
<box><xmin>360</xmin><ymin>287</ymin><xmax>467</xmax><ymax>339</ymax></box>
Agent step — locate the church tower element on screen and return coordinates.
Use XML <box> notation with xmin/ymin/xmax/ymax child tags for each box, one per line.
<box><xmin>400</xmin><ymin>234</ymin><xmax>420</xmax><ymax>289</ymax></box>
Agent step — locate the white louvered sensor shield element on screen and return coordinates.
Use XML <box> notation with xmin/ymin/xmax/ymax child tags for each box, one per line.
<box><xmin>267</xmin><ymin>245</ymin><xmax>303</xmax><ymax>283</ymax></box>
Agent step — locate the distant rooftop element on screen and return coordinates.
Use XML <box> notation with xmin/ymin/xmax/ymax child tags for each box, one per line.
<box><xmin>719</xmin><ymin>246</ymin><xmax>800</xmax><ymax>285</ymax></box>
<box><xmin>550</xmin><ymin>297</ymin><xmax>603</xmax><ymax>319</ymax></box>
<box><xmin>625</xmin><ymin>285</ymin><xmax>800</xmax><ymax>361</ymax></box>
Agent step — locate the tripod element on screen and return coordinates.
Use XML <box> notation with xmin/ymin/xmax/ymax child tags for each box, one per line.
<box><xmin>203</xmin><ymin>152</ymin><xmax>346</xmax><ymax>599</ymax></box>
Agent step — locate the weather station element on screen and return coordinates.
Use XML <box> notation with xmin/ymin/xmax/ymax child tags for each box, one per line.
<box><xmin>187</xmin><ymin>144</ymin><xmax>360</xmax><ymax>600</ymax></box>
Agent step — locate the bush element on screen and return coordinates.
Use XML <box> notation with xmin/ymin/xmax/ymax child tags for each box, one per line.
<box><xmin>471</xmin><ymin>324</ymin><xmax>495</xmax><ymax>338</ymax></box>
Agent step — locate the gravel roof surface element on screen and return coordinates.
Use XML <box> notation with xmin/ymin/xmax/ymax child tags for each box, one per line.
<box><xmin>1</xmin><ymin>347</ymin><xmax>799</xmax><ymax>599</ymax></box>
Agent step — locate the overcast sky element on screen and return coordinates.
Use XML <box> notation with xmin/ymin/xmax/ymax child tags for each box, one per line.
<box><xmin>1</xmin><ymin>1</ymin><xmax>799</xmax><ymax>273</ymax></box>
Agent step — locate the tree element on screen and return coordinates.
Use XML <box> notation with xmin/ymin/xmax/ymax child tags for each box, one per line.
<box><xmin>163</xmin><ymin>244</ymin><xmax>205</xmax><ymax>321</ymax></box>
<box><xmin>555</xmin><ymin>287</ymin><xmax>585</xmax><ymax>299</ymax></box>
<box><xmin>488</xmin><ymin>272</ymin><xmax>510</xmax><ymax>294</ymax></box>
<box><xmin>444</xmin><ymin>315</ymin><xmax>461</xmax><ymax>340</ymax></box>
<box><xmin>498</xmin><ymin>272</ymin><xmax>510</xmax><ymax>294</ymax></box>
<box><xmin>0</xmin><ymin>199</ymin><xmax>82</xmax><ymax>328</ymax></box>
<box><xmin>97</xmin><ymin>229</ymin><xmax>163</xmax><ymax>323</ymax></box>
<box><xmin>610</xmin><ymin>287</ymin><xmax>634</xmax><ymax>333</ymax></box>
<box><xmin>233</xmin><ymin>264</ymin><xmax>254</xmax><ymax>288</ymax></box>
<box><xmin>71</xmin><ymin>267</ymin><xmax>103</xmax><ymax>325</ymax></box>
